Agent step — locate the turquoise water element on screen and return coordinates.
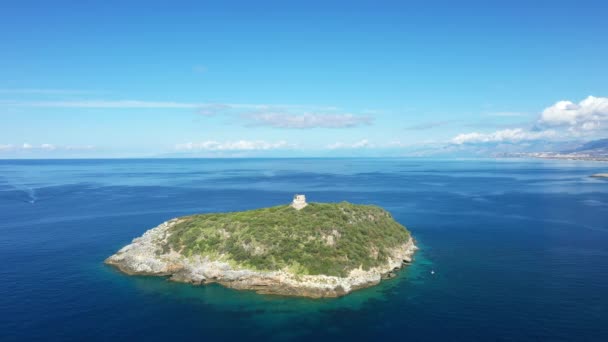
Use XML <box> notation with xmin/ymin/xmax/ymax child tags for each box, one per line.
<box><xmin>1</xmin><ymin>158</ymin><xmax>607</xmax><ymax>341</ymax></box>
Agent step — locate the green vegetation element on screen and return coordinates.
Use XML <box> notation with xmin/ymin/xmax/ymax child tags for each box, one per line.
<box><xmin>166</xmin><ymin>202</ymin><xmax>411</xmax><ymax>277</ymax></box>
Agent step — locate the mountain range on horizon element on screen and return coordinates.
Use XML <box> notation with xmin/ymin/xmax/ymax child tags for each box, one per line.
<box><xmin>494</xmin><ymin>138</ymin><xmax>608</xmax><ymax>161</ymax></box>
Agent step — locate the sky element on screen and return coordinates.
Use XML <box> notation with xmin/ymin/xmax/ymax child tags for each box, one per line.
<box><xmin>1</xmin><ymin>0</ymin><xmax>608</xmax><ymax>158</ymax></box>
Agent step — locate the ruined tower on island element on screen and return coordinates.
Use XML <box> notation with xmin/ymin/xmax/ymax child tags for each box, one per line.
<box><xmin>291</xmin><ymin>194</ymin><xmax>307</xmax><ymax>210</ymax></box>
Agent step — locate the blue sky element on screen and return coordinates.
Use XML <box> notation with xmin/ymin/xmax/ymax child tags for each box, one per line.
<box><xmin>1</xmin><ymin>0</ymin><xmax>607</xmax><ymax>157</ymax></box>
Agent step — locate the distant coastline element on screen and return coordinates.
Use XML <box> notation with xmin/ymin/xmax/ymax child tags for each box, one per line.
<box><xmin>493</xmin><ymin>138</ymin><xmax>608</xmax><ymax>162</ymax></box>
<box><xmin>497</xmin><ymin>152</ymin><xmax>608</xmax><ymax>162</ymax></box>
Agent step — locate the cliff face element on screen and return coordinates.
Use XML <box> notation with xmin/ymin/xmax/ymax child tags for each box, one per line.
<box><xmin>105</xmin><ymin>203</ymin><xmax>417</xmax><ymax>298</ymax></box>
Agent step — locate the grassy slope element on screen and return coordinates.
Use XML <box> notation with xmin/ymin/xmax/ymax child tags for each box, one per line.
<box><xmin>166</xmin><ymin>202</ymin><xmax>410</xmax><ymax>277</ymax></box>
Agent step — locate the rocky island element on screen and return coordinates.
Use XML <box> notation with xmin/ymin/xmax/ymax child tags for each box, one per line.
<box><xmin>105</xmin><ymin>195</ymin><xmax>417</xmax><ymax>298</ymax></box>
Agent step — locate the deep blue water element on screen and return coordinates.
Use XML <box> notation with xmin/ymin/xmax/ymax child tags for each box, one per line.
<box><xmin>1</xmin><ymin>158</ymin><xmax>607</xmax><ymax>341</ymax></box>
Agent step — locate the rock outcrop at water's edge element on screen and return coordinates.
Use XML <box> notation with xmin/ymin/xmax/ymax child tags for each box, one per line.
<box><xmin>105</xmin><ymin>218</ymin><xmax>418</xmax><ymax>298</ymax></box>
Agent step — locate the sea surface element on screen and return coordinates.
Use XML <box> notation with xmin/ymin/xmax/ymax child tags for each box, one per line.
<box><xmin>1</xmin><ymin>158</ymin><xmax>607</xmax><ymax>341</ymax></box>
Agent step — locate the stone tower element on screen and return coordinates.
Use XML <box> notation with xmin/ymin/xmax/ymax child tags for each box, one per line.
<box><xmin>291</xmin><ymin>194</ymin><xmax>307</xmax><ymax>210</ymax></box>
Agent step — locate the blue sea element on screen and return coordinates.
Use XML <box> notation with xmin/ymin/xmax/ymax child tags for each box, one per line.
<box><xmin>1</xmin><ymin>158</ymin><xmax>607</xmax><ymax>341</ymax></box>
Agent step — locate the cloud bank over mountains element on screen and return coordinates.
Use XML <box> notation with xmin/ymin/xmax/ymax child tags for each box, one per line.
<box><xmin>450</xmin><ymin>96</ymin><xmax>608</xmax><ymax>148</ymax></box>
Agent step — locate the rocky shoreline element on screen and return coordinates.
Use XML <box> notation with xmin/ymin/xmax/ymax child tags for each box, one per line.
<box><xmin>105</xmin><ymin>218</ymin><xmax>418</xmax><ymax>298</ymax></box>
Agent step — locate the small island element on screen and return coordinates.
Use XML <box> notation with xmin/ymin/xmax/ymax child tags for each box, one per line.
<box><xmin>591</xmin><ymin>173</ymin><xmax>608</xmax><ymax>178</ymax></box>
<box><xmin>105</xmin><ymin>195</ymin><xmax>417</xmax><ymax>298</ymax></box>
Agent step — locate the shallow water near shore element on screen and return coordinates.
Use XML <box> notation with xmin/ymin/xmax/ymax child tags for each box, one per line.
<box><xmin>1</xmin><ymin>158</ymin><xmax>608</xmax><ymax>341</ymax></box>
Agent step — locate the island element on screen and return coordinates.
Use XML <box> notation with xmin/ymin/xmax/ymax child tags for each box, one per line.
<box><xmin>591</xmin><ymin>173</ymin><xmax>608</xmax><ymax>178</ymax></box>
<box><xmin>105</xmin><ymin>195</ymin><xmax>417</xmax><ymax>298</ymax></box>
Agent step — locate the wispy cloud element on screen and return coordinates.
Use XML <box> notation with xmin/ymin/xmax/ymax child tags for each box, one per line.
<box><xmin>175</xmin><ymin>140</ymin><xmax>292</xmax><ymax>151</ymax></box>
<box><xmin>0</xmin><ymin>88</ymin><xmax>95</xmax><ymax>95</ymax></box>
<box><xmin>3</xmin><ymin>99</ymin><xmax>372</xmax><ymax>129</ymax></box>
<box><xmin>404</xmin><ymin>120</ymin><xmax>453</xmax><ymax>130</ymax></box>
<box><xmin>197</xmin><ymin>103</ymin><xmax>231</xmax><ymax>116</ymax></box>
<box><xmin>0</xmin><ymin>143</ymin><xmax>95</xmax><ymax>152</ymax></box>
<box><xmin>2</xmin><ymin>99</ymin><xmax>333</xmax><ymax>112</ymax></box>
<box><xmin>246</xmin><ymin>112</ymin><xmax>372</xmax><ymax>129</ymax></box>
<box><xmin>485</xmin><ymin>111</ymin><xmax>528</xmax><ymax>117</ymax></box>
<box><xmin>3</xmin><ymin>100</ymin><xmax>201</xmax><ymax>108</ymax></box>
<box><xmin>326</xmin><ymin>139</ymin><xmax>371</xmax><ymax>149</ymax></box>
<box><xmin>2</xmin><ymin>99</ymin><xmax>328</xmax><ymax>110</ymax></box>
<box><xmin>451</xmin><ymin>128</ymin><xmax>557</xmax><ymax>144</ymax></box>
<box><xmin>386</xmin><ymin>140</ymin><xmax>439</xmax><ymax>148</ymax></box>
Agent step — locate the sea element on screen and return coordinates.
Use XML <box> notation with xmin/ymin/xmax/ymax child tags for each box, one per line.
<box><xmin>1</xmin><ymin>158</ymin><xmax>607</xmax><ymax>341</ymax></box>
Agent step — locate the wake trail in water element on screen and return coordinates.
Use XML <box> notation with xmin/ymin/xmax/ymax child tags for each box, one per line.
<box><xmin>5</xmin><ymin>183</ymin><xmax>38</xmax><ymax>204</ymax></box>
<box><xmin>24</xmin><ymin>187</ymin><xmax>37</xmax><ymax>204</ymax></box>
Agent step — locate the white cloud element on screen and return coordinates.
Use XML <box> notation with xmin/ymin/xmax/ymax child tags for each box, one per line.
<box><xmin>451</xmin><ymin>128</ymin><xmax>557</xmax><ymax>145</ymax></box>
<box><xmin>404</xmin><ymin>120</ymin><xmax>452</xmax><ymax>130</ymax></box>
<box><xmin>197</xmin><ymin>103</ymin><xmax>230</xmax><ymax>116</ymax></box>
<box><xmin>326</xmin><ymin>139</ymin><xmax>371</xmax><ymax>149</ymax></box>
<box><xmin>540</xmin><ymin>96</ymin><xmax>608</xmax><ymax>131</ymax></box>
<box><xmin>580</xmin><ymin>121</ymin><xmax>600</xmax><ymax>131</ymax></box>
<box><xmin>247</xmin><ymin>112</ymin><xmax>372</xmax><ymax>129</ymax></box>
<box><xmin>0</xmin><ymin>143</ymin><xmax>94</xmax><ymax>152</ymax></box>
<box><xmin>352</xmin><ymin>139</ymin><xmax>371</xmax><ymax>148</ymax></box>
<box><xmin>386</xmin><ymin>140</ymin><xmax>438</xmax><ymax>148</ymax></box>
<box><xmin>175</xmin><ymin>140</ymin><xmax>291</xmax><ymax>151</ymax></box>
<box><xmin>453</xmin><ymin>96</ymin><xmax>608</xmax><ymax>148</ymax></box>
<box><xmin>0</xmin><ymin>88</ymin><xmax>94</xmax><ymax>94</ymax></box>
<box><xmin>7</xmin><ymin>100</ymin><xmax>201</xmax><ymax>109</ymax></box>
<box><xmin>486</xmin><ymin>111</ymin><xmax>528</xmax><ymax>117</ymax></box>
<box><xmin>65</xmin><ymin>145</ymin><xmax>95</xmax><ymax>150</ymax></box>
<box><xmin>2</xmin><ymin>99</ymin><xmax>304</xmax><ymax>110</ymax></box>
